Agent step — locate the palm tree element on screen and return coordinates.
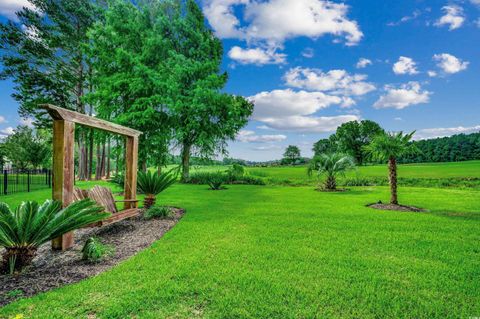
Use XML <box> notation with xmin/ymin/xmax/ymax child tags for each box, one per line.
<box><xmin>137</xmin><ymin>169</ymin><xmax>177</xmax><ymax>209</ymax></box>
<box><xmin>307</xmin><ymin>153</ymin><xmax>356</xmax><ymax>190</ymax></box>
<box><xmin>0</xmin><ymin>199</ymin><xmax>108</xmax><ymax>273</ymax></box>
<box><xmin>364</xmin><ymin>131</ymin><xmax>418</xmax><ymax>205</ymax></box>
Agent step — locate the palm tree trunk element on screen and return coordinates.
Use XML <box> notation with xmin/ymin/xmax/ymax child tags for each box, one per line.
<box><xmin>388</xmin><ymin>156</ymin><xmax>398</xmax><ymax>204</ymax></box>
<box><xmin>325</xmin><ymin>175</ymin><xmax>336</xmax><ymax>190</ymax></box>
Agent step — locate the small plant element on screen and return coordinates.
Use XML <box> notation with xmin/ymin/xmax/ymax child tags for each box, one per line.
<box><xmin>109</xmin><ymin>173</ymin><xmax>124</xmax><ymax>187</ymax></box>
<box><xmin>308</xmin><ymin>153</ymin><xmax>356</xmax><ymax>191</ymax></box>
<box><xmin>82</xmin><ymin>237</ymin><xmax>114</xmax><ymax>263</ymax></box>
<box><xmin>137</xmin><ymin>169</ymin><xmax>178</xmax><ymax>209</ymax></box>
<box><xmin>207</xmin><ymin>174</ymin><xmax>226</xmax><ymax>190</ymax></box>
<box><xmin>0</xmin><ymin>199</ymin><xmax>108</xmax><ymax>273</ymax></box>
<box><xmin>144</xmin><ymin>206</ymin><xmax>173</xmax><ymax>219</ymax></box>
<box><xmin>6</xmin><ymin>289</ymin><xmax>24</xmax><ymax>299</ymax></box>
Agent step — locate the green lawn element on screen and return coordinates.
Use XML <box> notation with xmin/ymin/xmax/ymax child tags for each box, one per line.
<box><xmin>1</xmin><ymin>181</ymin><xmax>480</xmax><ymax>318</ymax></box>
<box><xmin>245</xmin><ymin>160</ymin><xmax>480</xmax><ymax>186</ymax></box>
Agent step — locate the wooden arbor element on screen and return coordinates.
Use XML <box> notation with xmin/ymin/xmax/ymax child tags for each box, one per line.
<box><xmin>41</xmin><ymin>104</ymin><xmax>142</xmax><ymax>250</ymax></box>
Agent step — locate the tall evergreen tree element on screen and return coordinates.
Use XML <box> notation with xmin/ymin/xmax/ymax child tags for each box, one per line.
<box><xmin>0</xmin><ymin>0</ymin><xmax>105</xmax><ymax>179</ymax></box>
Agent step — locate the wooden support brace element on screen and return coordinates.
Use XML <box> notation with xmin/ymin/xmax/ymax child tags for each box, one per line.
<box><xmin>124</xmin><ymin>136</ymin><xmax>139</xmax><ymax>210</ymax></box>
<box><xmin>51</xmin><ymin>120</ymin><xmax>76</xmax><ymax>250</ymax></box>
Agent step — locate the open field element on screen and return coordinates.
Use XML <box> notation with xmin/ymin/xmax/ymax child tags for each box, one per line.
<box><xmin>1</xmin><ymin>161</ymin><xmax>480</xmax><ymax>317</ymax></box>
<box><xmin>187</xmin><ymin>160</ymin><xmax>480</xmax><ymax>188</ymax></box>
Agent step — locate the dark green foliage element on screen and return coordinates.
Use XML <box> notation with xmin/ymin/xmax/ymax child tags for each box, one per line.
<box><xmin>1</xmin><ymin>126</ymin><xmax>50</xmax><ymax>169</ymax></box>
<box><xmin>399</xmin><ymin>132</ymin><xmax>480</xmax><ymax>163</ymax></box>
<box><xmin>0</xmin><ymin>199</ymin><xmax>108</xmax><ymax>272</ymax></box>
<box><xmin>334</xmin><ymin>120</ymin><xmax>384</xmax><ymax>165</ymax></box>
<box><xmin>282</xmin><ymin>145</ymin><xmax>301</xmax><ymax>165</ymax></box>
<box><xmin>225</xmin><ymin>164</ymin><xmax>245</xmax><ymax>181</ymax></box>
<box><xmin>82</xmin><ymin>237</ymin><xmax>114</xmax><ymax>263</ymax></box>
<box><xmin>144</xmin><ymin>206</ymin><xmax>173</xmax><ymax>220</ymax></box>
<box><xmin>109</xmin><ymin>173</ymin><xmax>124</xmax><ymax>188</ymax></box>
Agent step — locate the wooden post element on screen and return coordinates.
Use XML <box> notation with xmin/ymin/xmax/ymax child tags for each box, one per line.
<box><xmin>51</xmin><ymin>120</ymin><xmax>76</xmax><ymax>250</ymax></box>
<box><xmin>124</xmin><ymin>136</ymin><xmax>138</xmax><ymax>210</ymax></box>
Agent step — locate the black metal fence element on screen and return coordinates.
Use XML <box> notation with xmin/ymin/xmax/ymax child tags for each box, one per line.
<box><xmin>0</xmin><ymin>169</ymin><xmax>52</xmax><ymax>196</ymax></box>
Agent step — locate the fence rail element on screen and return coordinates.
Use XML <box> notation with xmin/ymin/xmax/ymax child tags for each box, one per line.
<box><xmin>0</xmin><ymin>169</ymin><xmax>52</xmax><ymax>196</ymax></box>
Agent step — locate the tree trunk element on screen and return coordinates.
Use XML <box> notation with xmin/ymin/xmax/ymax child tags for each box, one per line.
<box><xmin>181</xmin><ymin>143</ymin><xmax>191</xmax><ymax>182</ymax></box>
<box><xmin>157</xmin><ymin>166</ymin><xmax>162</xmax><ymax>175</ymax></box>
<box><xmin>388</xmin><ymin>156</ymin><xmax>398</xmax><ymax>205</ymax></box>
<box><xmin>100</xmin><ymin>143</ymin><xmax>106</xmax><ymax>178</ymax></box>
<box><xmin>325</xmin><ymin>175</ymin><xmax>336</xmax><ymax>190</ymax></box>
<box><xmin>95</xmin><ymin>143</ymin><xmax>102</xmax><ymax>180</ymax></box>
<box><xmin>88</xmin><ymin>129</ymin><xmax>94</xmax><ymax>180</ymax></box>
<box><xmin>106</xmin><ymin>138</ymin><xmax>111</xmax><ymax>179</ymax></box>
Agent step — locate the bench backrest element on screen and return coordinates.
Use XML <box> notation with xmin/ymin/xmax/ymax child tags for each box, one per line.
<box><xmin>87</xmin><ymin>185</ymin><xmax>118</xmax><ymax>214</ymax></box>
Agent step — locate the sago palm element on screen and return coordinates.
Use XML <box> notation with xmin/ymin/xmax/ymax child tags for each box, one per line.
<box><xmin>0</xmin><ymin>199</ymin><xmax>109</xmax><ymax>273</ymax></box>
<box><xmin>307</xmin><ymin>153</ymin><xmax>356</xmax><ymax>190</ymax></box>
<box><xmin>137</xmin><ymin>169</ymin><xmax>177</xmax><ymax>209</ymax></box>
<box><xmin>364</xmin><ymin>131</ymin><xmax>418</xmax><ymax>205</ymax></box>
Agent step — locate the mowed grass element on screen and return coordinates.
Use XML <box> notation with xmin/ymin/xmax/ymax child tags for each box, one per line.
<box><xmin>246</xmin><ymin>160</ymin><xmax>480</xmax><ymax>185</ymax></box>
<box><xmin>1</xmin><ymin>182</ymin><xmax>480</xmax><ymax>318</ymax></box>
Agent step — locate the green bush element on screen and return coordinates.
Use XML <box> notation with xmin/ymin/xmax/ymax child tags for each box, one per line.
<box><xmin>144</xmin><ymin>206</ymin><xmax>174</xmax><ymax>219</ymax></box>
<box><xmin>207</xmin><ymin>174</ymin><xmax>226</xmax><ymax>190</ymax></box>
<box><xmin>82</xmin><ymin>237</ymin><xmax>115</xmax><ymax>263</ymax></box>
<box><xmin>0</xmin><ymin>199</ymin><xmax>109</xmax><ymax>273</ymax></box>
<box><xmin>137</xmin><ymin>169</ymin><xmax>177</xmax><ymax>209</ymax></box>
<box><xmin>109</xmin><ymin>173</ymin><xmax>124</xmax><ymax>188</ymax></box>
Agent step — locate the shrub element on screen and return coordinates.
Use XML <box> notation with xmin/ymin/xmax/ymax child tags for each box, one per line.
<box><xmin>144</xmin><ymin>206</ymin><xmax>174</xmax><ymax>219</ymax></box>
<box><xmin>109</xmin><ymin>173</ymin><xmax>124</xmax><ymax>188</ymax></box>
<box><xmin>82</xmin><ymin>237</ymin><xmax>114</xmax><ymax>263</ymax></box>
<box><xmin>207</xmin><ymin>173</ymin><xmax>226</xmax><ymax>190</ymax></box>
<box><xmin>226</xmin><ymin>164</ymin><xmax>245</xmax><ymax>181</ymax></box>
<box><xmin>137</xmin><ymin>169</ymin><xmax>177</xmax><ymax>209</ymax></box>
<box><xmin>0</xmin><ymin>199</ymin><xmax>109</xmax><ymax>273</ymax></box>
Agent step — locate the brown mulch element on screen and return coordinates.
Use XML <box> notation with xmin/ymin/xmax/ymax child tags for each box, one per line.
<box><xmin>368</xmin><ymin>203</ymin><xmax>426</xmax><ymax>212</ymax></box>
<box><xmin>0</xmin><ymin>207</ymin><xmax>185</xmax><ymax>306</ymax></box>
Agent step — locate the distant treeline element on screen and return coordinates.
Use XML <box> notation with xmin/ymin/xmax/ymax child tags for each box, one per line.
<box><xmin>398</xmin><ymin>132</ymin><xmax>480</xmax><ymax>163</ymax></box>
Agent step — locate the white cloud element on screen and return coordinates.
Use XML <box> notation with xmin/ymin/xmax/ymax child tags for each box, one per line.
<box><xmin>203</xmin><ymin>0</ymin><xmax>363</xmax><ymax>47</ymax></box>
<box><xmin>236</xmin><ymin>130</ymin><xmax>287</xmax><ymax>143</ymax></box>
<box><xmin>387</xmin><ymin>10</ymin><xmax>421</xmax><ymax>26</ymax></box>
<box><xmin>374</xmin><ymin>82</ymin><xmax>431</xmax><ymax>109</ymax></box>
<box><xmin>356</xmin><ymin>58</ymin><xmax>372</xmax><ymax>69</ymax></box>
<box><xmin>471</xmin><ymin>0</ymin><xmax>480</xmax><ymax>6</ymax></box>
<box><xmin>250</xmin><ymin>89</ymin><xmax>343</xmax><ymax>119</ymax></box>
<box><xmin>260</xmin><ymin>115</ymin><xmax>360</xmax><ymax>133</ymax></box>
<box><xmin>415</xmin><ymin>125</ymin><xmax>480</xmax><ymax>140</ymax></box>
<box><xmin>19</xmin><ymin>117</ymin><xmax>34</xmax><ymax>127</ymax></box>
<box><xmin>252</xmin><ymin>144</ymin><xmax>282</xmax><ymax>151</ymax></box>
<box><xmin>435</xmin><ymin>5</ymin><xmax>465</xmax><ymax>30</ymax></box>
<box><xmin>0</xmin><ymin>116</ymin><xmax>6</xmax><ymax>124</ymax></box>
<box><xmin>433</xmin><ymin>53</ymin><xmax>469</xmax><ymax>74</ymax></box>
<box><xmin>283</xmin><ymin>67</ymin><xmax>376</xmax><ymax>96</ymax></box>
<box><xmin>301</xmin><ymin>47</ymin><xmax>314</xmax><ymax>58</ymax></box>
<box><xmin>228</xmin><ymin>46</ymin><xmax>286</xmax><ymax>65</ymax></box>
<box><xmin>427</xmin><ymin>70</ymin><xmax>438</xmax><ymax>77</ymax></box>
<box><xmin>248</xmin><ymin>89</ymin><xmax>357</xmax><ymax>133</ymax></box>
<box><xmin>0</xmin><ymin>0</ymin><xmax>34</xmax><ymax>20</ymax></box>
<box><xmin>0</xmin><ymin>127</ymin><xmax>15</xmax><ymax>135</ymax></box>
<box><xmin>393</xmin><ymin>56</ymin><xmax>419</xmax><ymax>75</ymax></box>
<box><xmin>394</xmin><ymin>117</ymin><xmax>403</xmax><ymax>121</ymax></box>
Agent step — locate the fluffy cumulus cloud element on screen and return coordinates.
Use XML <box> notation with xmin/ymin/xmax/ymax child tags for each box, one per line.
<box><xmin>228</xmin><ymin>46</ymin><xmax>286</xmax><ymax>65</ymax></box>
<box><xmin>433</xmin><ymin>53</ymin><xmax>469</xmax><ymax>74</ymax></box>
<box><xmin>435</xmin><ymin>5</ymin><xmax>465</xmax><ymax>30</ymax></box>
<box><xmin>236</xmin><ymin>130</ymin><xmax>287</xmax><ymax>143</ymax></box>
<box><xmin>203</xmin><ymin>0</ymin><xmax>363</xmax><ymax>64</ymax></box>
<box><xmin>356</xmin><ymin>58</ymin><xmax>372</xmax><ymax>69</ymax></box>
<box><xmin>374</xmin><ymin>82</ymin><xmax>431</xmax><ymax>109</ymax></box>
<box><xmin>259</xmin><ymin>115</ymin><xmax>360</xmax><ymax>133</ymax></box>
<box><xmin>393</xmin><ymin>56</ymin><xmax>419</xmax><ymax>75</ymax></box>
<box><xmin>250</xmin><ymin>89</ymin><xmax>342</xmax><ymax>119</ymax></box>
<box><xmin>415</xmin><ymin>125</ymin><xmax>480</xmax><ymax>140</ymax></box>
<box><xmin>0</xmin><ymin>127</ymin><xmax>15</xmax><ymax>135</ymax></box>
<box><xmin>248</xmin><ymin>89</ymin><xmax>357</xmax><ymax>132</ymax></box>
<box><xmin>283</xmin><ymin>67</ymin><xmax>376</xmax><ymax>96</ymax></box>
<box><xmin>0</xmin><ymin>0</ymin><xmax>34</xmax><ymax>19</ymax></box>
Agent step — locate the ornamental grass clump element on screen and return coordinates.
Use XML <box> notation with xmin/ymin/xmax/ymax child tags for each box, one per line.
<box><xmin>0</xmin><ymin>199</ymin><xmax>109</xmax><ymax>273</ymax></box>
<box><xmin>307</xmin><ymin>153</ymin><xmax>356</xmax><ymax>191</ymax></box>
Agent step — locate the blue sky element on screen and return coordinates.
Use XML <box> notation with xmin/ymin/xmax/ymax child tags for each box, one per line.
<box><xmin>1</xmin><ymin>0</ymin><xmax>479</xmax><ymax>161</ymax></box>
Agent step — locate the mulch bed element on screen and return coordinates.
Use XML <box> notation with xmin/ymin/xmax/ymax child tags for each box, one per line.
<box><xmin>368</xmin><ymin>203</ymin><xmax>426</xmax><ymax>212</ymax></box>
<box><xmin>0</xmin><ymin>207</ymin><xmax>185</xmax><ymax>306</ymax></box>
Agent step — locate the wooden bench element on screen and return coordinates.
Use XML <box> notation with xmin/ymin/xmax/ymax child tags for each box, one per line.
<box><xmin>74</xmin><ymin>186</ymin><xmax>140</xmax><ymax>227</ymax></box>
